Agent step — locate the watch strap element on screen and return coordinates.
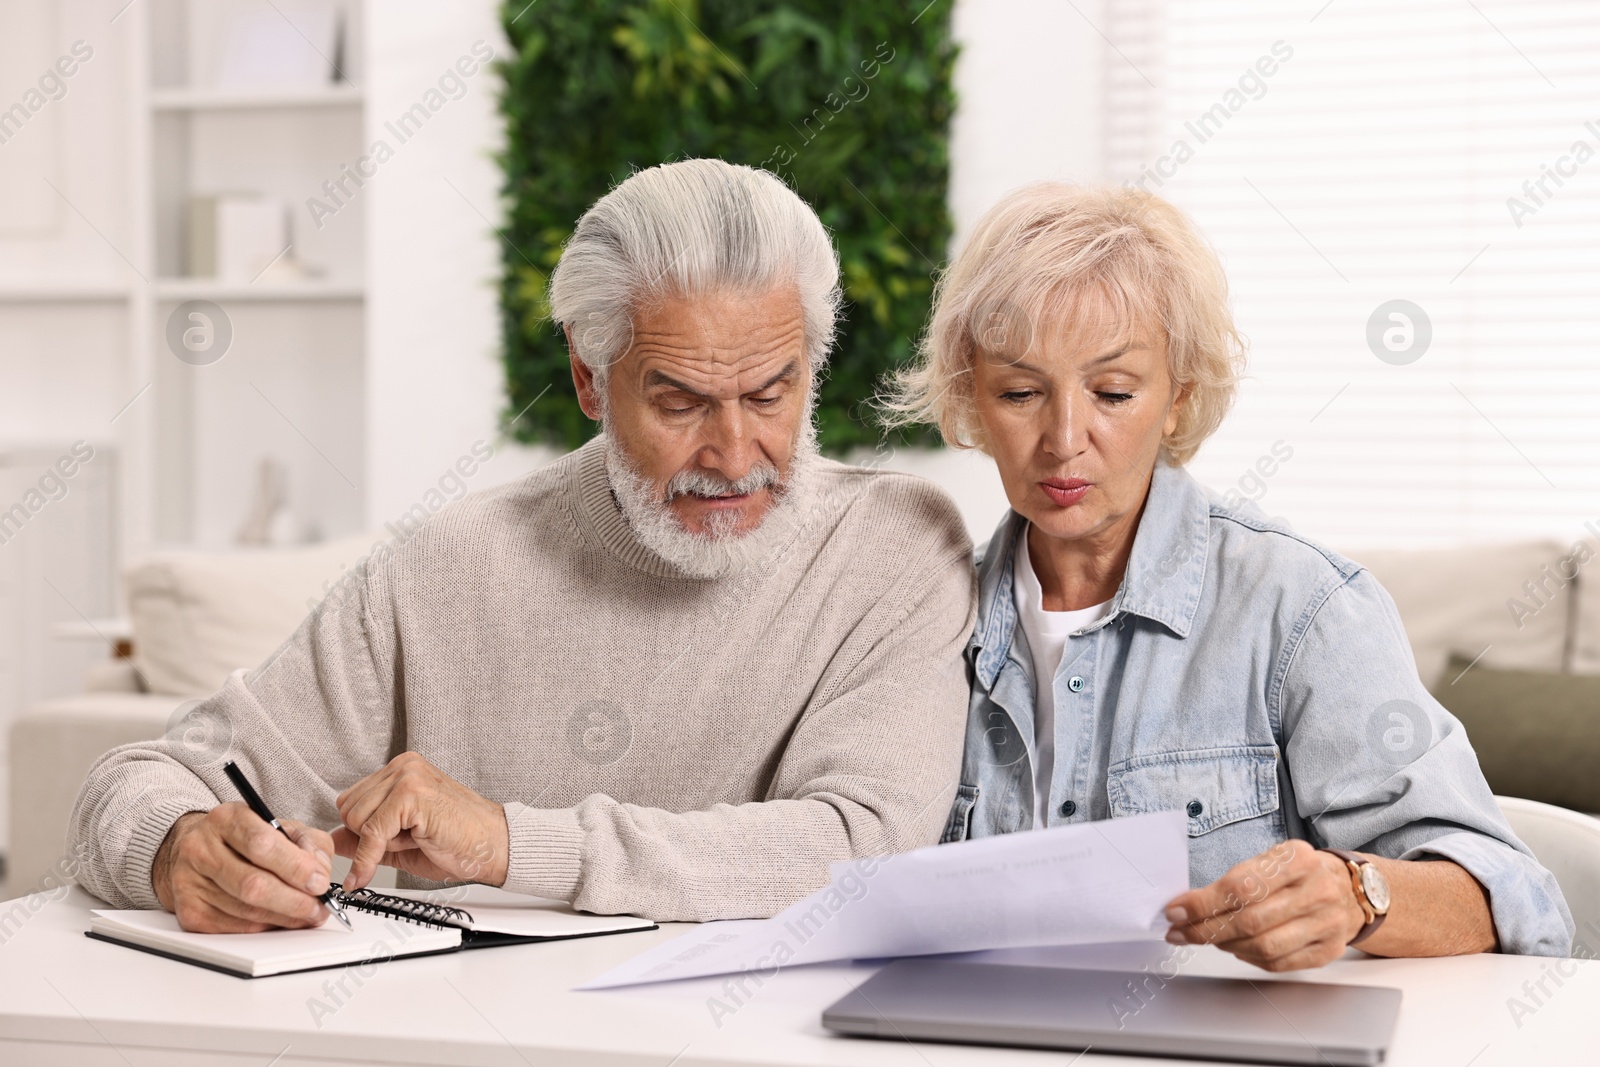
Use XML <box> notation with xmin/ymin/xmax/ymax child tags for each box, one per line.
<box><xmin>1322</xmin><ymin>848</ymin><xmax>1387</xmax><ymax>945</ymax></box>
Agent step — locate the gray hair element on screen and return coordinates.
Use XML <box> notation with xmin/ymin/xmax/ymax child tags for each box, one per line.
<box><xmin>549</xmin><ymin>159</ymin><xmax>842</xmax><ymax>387</ymax></box>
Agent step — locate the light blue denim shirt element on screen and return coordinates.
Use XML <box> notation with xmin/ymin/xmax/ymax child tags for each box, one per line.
<box><xmin>944</xmin><ymin>460</ymin><xmax>1574</xmax><ymax>957</ymax></box>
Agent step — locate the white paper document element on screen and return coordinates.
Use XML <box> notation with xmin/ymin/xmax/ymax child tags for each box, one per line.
<box><xmin>581</xmin><ymin>809</ymin><xmax>1188</xmax><ymax>989</ymax></box>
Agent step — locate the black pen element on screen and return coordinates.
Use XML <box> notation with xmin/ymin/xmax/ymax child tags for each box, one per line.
<box><xmin>221</xmin><ymin>760</ymin><xmax>353</xmax><ymax>931</ymax></box>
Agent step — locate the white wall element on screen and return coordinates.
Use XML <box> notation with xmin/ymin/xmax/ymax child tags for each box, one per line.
<box><xmin>363</xmin><ymin>1</ymin><xmax>556</xmax><ymax>532</ymax></box>
<box><xmin>949</xmin><ymin>0</ymin><xmax>1107</xmax><ymax>244</ymax></box>
<box><xmin>0</xmin><ymin>0</ymin><xmax>135</xmax><ymax>850</ymax></box>
<box><xmin>0</xmin><ymin>0</ymin><xmax>139</xmax><ymax>446</ymax></box>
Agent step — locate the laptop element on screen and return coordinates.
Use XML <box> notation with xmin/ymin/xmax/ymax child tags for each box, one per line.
<box><xmin>822</xmin><ymin>959</ymin><xmax>1401</xmax><ymax>1066</ymax></box>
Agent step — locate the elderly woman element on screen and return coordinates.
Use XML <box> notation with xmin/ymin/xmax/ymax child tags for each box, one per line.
<box><xmin>886</xmin><ymin>184</ymin><xmax>1573</xmax><ymax>970</ymax></box>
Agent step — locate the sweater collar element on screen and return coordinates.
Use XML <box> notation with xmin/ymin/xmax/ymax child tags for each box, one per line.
<box><xmin>576</xmin><ymin>435</ymin><xmax>688</xmax><ymax>579</ymax></box>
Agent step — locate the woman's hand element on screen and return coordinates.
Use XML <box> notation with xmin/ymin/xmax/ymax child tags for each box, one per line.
<box><xmin>332</xmin><ymin>752</ymin><xmax>509</xmax><ymax>891</ymax></box>
<box><xmin>1162</xmin><ymin>840</ymin><xmax>1367</xmax><ymax>971</ymax></box>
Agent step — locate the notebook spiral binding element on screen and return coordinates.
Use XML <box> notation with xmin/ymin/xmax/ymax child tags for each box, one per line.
<box><xmin>332</xmin><ymin>885</ymin><xmax>474</xmax><ymax>929</ymax></box>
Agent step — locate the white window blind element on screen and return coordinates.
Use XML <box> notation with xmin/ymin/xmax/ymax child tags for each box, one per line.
<box><xmin>1105</xmin><ymin>0</ymin><xmax>1600</xmax><ymax>548</ymax></box>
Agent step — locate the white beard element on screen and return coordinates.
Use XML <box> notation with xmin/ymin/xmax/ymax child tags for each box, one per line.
<box><xmin>604</xmin><ymin>416</ymin><xmax>820</xmax><ymax>580</ymax></box>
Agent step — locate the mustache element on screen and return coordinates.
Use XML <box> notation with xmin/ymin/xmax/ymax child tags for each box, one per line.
<box><xmin>665</xmin><ymin>462</ymin><xmax>781</xmax><ymax>501</ymax></box>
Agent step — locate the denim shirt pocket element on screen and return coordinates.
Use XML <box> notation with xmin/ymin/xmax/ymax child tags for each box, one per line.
<box><xmin>1106</xmin><ymin>746</ymin><xmax>1283</xmax><ymax>884</ymax></box>
<box><xmin>941</xmin><ymin>783</ymin><xmax>981</xmax><ymax>843</ymax></box>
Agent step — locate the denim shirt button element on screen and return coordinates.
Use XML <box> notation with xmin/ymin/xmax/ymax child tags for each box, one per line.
<box><xmin>1186</xmin><ymin>800</ymin><xmax>1204</xmax><ymax>818</ymax></box>
<box><xmin>1059</xmin><ymin>800</ymin><xmax>1077</xmax><ymax>817</ymax></box>
<box><xmin>1067</xmin><ymin>676</ymin><xmax>1085</xmax><ymax>693</ymax></box>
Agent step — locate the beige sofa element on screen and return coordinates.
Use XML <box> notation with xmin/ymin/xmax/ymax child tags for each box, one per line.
<box><xmin>7</xmin><ymin>533</ymin><xmax>382</xmax><ymax>897</ymax></box>
<box><xmin>7</xmin><ymin>535</ymin><xmax>1598</xmax><ymax>897</ymax></box>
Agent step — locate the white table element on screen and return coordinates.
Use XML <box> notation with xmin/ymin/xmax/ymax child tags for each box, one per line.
<box><xmin>0</xmin><ymin>887</ymin><xmax>1592</xmax><ymax>1066</ymax></box>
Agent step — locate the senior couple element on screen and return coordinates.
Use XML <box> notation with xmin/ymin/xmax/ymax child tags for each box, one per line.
<box><xmin>73</xmin><ymin>159</ymin><xmax>1572</xmax><ymax>969</ymax></box>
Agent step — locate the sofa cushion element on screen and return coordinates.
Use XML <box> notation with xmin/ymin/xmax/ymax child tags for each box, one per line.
<box><xmin>126</xmin><ymin>533</ymin><xmax>381</xmax><ymax>697</ymax></box>
<box><xmin>1432</xmin><ymin>656</ymin><xmax>1600</xmax><ymax>813</ymax></box>
<box><xmin>8</xmin><ymin>692</ymin><xmax>188</xmax><ymax>897</ymax></box>
<box><xmin>1343</xmin><ymin>541</ymin><xmax>1573</xmax><ymax>688</ymax></box>
<box><xmin>1575</xmin><ymin>569</ymin><xmax>1600</xmax><ymax>675</ymax></box>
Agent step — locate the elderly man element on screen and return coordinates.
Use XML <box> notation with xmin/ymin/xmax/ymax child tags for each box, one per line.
<box><xmin>70</xmin><ymin>159</ymin><xmax>976</xmax><ymax>930</ymax></box>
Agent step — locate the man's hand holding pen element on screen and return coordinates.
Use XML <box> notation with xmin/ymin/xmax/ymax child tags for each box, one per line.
<box><xmin>152</xmin><ymin>752</ymin><xmax>505</xmax><ymax>933</ymax></box>
<box><xmin>152</xmin><ymin>804</ymin><xmax>336</xmax><ymax>933</ymax></box>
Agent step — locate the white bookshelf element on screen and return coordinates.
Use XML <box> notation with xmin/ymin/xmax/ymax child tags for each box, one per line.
<box><xmin>0</xmin><ymin>0</ymin><xmax>373</xmax><ymax>668</ymax></box>
<box><xmin>152</xmin><ymin>279</ymin><xmax>365</xmax><ymax>302</ymax></box>
<box><xmin>148</xmin><ymin>85</ymin><xmax>365</xmax><ymax>111</ymax></box>
<box><xmin>137</xmin><ymin>0</ymin><xmax>370</xmax><ymax>549</ymax></box>
<box><xmin>0</xmin><ymin>284</ymin><xmax>130</xmax><ymax>303</ymax></box>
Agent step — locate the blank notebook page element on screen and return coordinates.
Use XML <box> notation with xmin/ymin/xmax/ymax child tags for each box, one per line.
<box><xmin>88</xmin><ymin>908</ymin><xmax>460</xmax><ymax>978</ymax></box>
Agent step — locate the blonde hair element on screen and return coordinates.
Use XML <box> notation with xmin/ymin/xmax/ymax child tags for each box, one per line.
<box><xmin>882</xmin><ymin>183</ymin><xmax>1244</xmax><ymax>464</ymax></box>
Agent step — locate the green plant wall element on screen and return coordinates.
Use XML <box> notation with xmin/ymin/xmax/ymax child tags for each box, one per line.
<box><xmin>497</xmin><ymin>0</ymin><xmax>955</xmax><ymax>453</ymax></box>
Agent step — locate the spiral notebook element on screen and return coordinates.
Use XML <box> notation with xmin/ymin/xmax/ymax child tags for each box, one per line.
<box><xmin>86</xmin><ymin>884</ymin><xmax>657</xmax><ymax>978</ymax></box>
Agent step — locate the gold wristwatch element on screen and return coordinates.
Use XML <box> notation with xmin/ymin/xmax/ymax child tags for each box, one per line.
<box><xmin>1323</xmin><ymin>849</ymin><xmax>1390</xmax><ymax>945</ymax></box>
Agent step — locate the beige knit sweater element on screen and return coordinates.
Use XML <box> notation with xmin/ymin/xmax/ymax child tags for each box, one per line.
<box><xmin>69</xmin><ymin>437</ymin><xmax>977</xmax><ymax>920</ymax></box>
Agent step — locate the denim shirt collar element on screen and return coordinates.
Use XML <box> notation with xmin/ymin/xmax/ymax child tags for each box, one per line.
<box><xmin>968</xmin><ymin>460</ymin><xmax>1211</xmax><ymax>690</ymax></box>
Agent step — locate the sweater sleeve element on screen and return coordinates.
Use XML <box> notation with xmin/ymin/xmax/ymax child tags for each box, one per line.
<box><xmin>1278</xmin><ymin>568</ymin><xmax>1574</xmax><ymax>957</ymax></box>
<box><xmin>68</xmin><ymin>560</ymin><xmax>399</xmax><ymax>909</ymax></box>
<box><xmin>499</xmin><ymin>539</ymin><xmax>978</xmax><ymax>921</ymax></box>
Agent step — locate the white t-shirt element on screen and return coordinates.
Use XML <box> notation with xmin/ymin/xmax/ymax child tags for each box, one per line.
<box><xmin>1011</xmin><ymin>524</ymin><xmax>1114</xmax><ymax>830</ymax></box>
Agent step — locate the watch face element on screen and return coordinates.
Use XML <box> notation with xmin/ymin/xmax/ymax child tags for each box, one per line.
<box><xmin>1360</xmin><ymin>864</ymin><xmax>1392</xmax><ymax>914</ymax></box>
